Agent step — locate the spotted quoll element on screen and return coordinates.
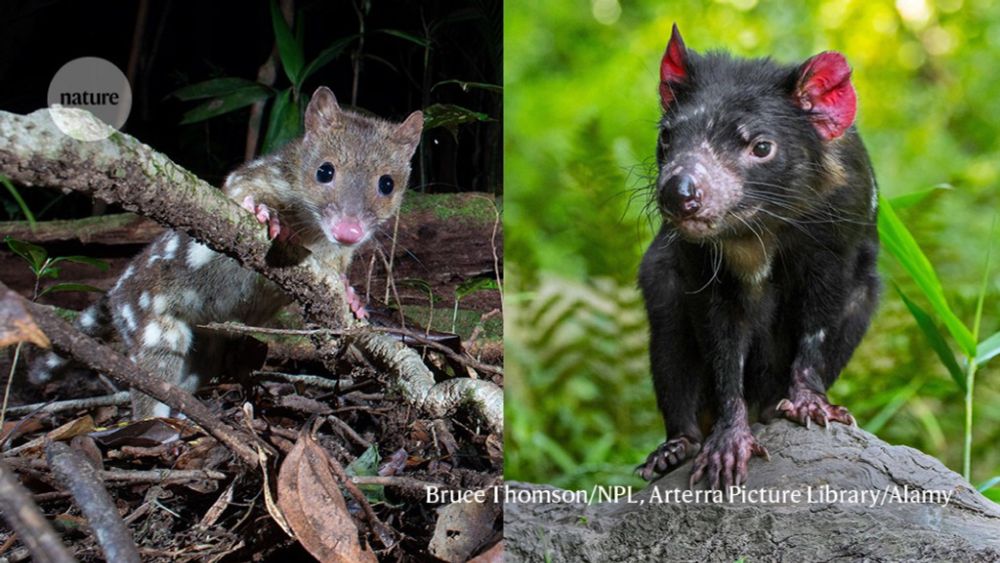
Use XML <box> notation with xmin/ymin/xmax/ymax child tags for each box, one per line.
<box><xmin>637</xmin><ymin>26</ymin><xmax>880</xmax><ymax>489</ymax></box>
<box><xmin>31</xmin><ymin>87</ymin><xmax>424</xmax><ymax>418</ymax></box>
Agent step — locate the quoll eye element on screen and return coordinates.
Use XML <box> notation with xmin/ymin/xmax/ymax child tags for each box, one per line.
<box><xmin>751</xmin><ymin>141</ymin><xmax>774</xmax><ymax>159</ymax></box>
<box><xmin>316</xmin><ymin>162</ymin><xmax>335</xmax><ymax>184</ymax></box>
<box><xmin>378</xmin><ymin>175</ymin><xmax>395</xmax><ymax>196</ymax></box>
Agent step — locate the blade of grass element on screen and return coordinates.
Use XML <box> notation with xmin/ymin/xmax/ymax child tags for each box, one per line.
<box><xmin>1</xmin><ymin>176</ymin><xmax>36</xmax><ymax>227</ymax></box>
<box><xmin>895</xmin><ymin>285</ymin><xmax>964</xmax><ymax>389</ymax></box>
<box><xmin>878</xmin><ymin>195</ymin><xmax>976</xmax><ymax>355</ymax></box>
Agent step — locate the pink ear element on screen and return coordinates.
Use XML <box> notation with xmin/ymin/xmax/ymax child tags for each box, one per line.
<box><xmin>659</xmin><ymin>23</ymin><xmax>688</xmax><ymax>110</ymax></box>
<box><xmin>794</xmin><ymin>52</ymin><xmax>857</xmax><ymax>141</ymax></box>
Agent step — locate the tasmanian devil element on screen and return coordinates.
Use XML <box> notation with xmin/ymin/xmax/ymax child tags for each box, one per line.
<box><xmin>637</xmin><ymin>25</ymin><xmax>880</xmax><ymax>490</ymax></box>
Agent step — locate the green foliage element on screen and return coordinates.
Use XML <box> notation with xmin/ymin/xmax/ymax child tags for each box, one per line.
<box><xmin>4</xmin><ymin>237</ymin><xmax>108</xmax><ymax>299</ymax></box>
<box><xmin>506</xmin><ymin>0</ymin><xmax>1000</xmax><ymax>490</ymax></box>
<box><xmin>172</xmin><ymin>4</ymin><xmax>497</xmax><ymax>157</ymax></box>
<box><xmin>0</xmin><ymin>175</ymin><xmax>36</xmax><ymax>226</ymax></box>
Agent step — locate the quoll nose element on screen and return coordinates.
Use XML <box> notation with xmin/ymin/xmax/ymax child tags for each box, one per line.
<box><xmin>660</xmin><ymin>174</ymin><xmax>703</xmax><ymax>218</ymax></box>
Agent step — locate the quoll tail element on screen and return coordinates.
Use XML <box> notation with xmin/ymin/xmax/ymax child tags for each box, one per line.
<box><xmin>28</xmin><ymin>296</ymin><xmax>114</xmax><ymax>384</ymax></box>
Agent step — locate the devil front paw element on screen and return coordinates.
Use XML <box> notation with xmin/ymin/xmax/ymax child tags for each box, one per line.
<box><xmin>341</xmin><ymin>275</ymin><xmax>368</xmax><ymax>320</ymax></box>
<box><xmin>637</xmin><ymin>436</ymin><xmax>699</xmax><ymax>481</ymax></box>
<box><xmin>776</xmin><ymin>390</ymin><xmax>855</xmax><ymax>429</ymax></box>
<box><xmin>689</xmin><ymin>425</ymin><xmax>769</xmax><ymax>490</ymax></box>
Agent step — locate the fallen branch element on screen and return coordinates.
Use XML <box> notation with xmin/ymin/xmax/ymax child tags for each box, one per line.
<box><xmin>3</xmin><ymin>392</ymin><xmax>130</xmax><ymax>417</ymax></box>
<box><xmin>0</xmin><ymin>214</ymin><xmax>163</xmax><ymax>245</ymax></box>
<box><xmin>0</xmin><ymin>459</ymin><xmax>75</xmax><ymax>563</ymax></box>
<box><xmin>46</xmin><ymin>441</ymin><xmax>142</xmax><ymax>563</ymax></box>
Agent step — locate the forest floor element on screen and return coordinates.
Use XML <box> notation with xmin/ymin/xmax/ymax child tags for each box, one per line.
<box><xmin>0</xmin><ymin>191</ymin><xmax>503</xmax><ymax>562</ymax></box>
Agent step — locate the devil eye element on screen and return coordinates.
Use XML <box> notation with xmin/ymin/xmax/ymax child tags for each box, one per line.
<box><xmin>751</xmin><ymin>141</ymin><xmax>774</xmax><ymax>159</ymax></box>
<box><xmin>659</xmin><ymin>128</ymin><xmax>670</xmax><ymax>147</ymax></box>
<box><xmin>316</xmin><ymin>162</ymin><xmax>335</xmax><ymax>184</ymax></box>
<box><xmin>378</xmin><ymin>175</ymin><xmax>395</xmax><ymax>196</ymax></box>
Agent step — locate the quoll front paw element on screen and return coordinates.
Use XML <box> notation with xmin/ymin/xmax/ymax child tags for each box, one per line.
<box><xmin>637</xmin><ymin>436</ymin><xmax>698</xmax><ymax>481</ymax></box>
<box><xmin>242</xmin><ymin>195</ymin><xmax>289</xmax><ymax>241</ymax></box>
<box><xmin>776</xmin><ymin>389</ymin><xmax>855</xmax><ymax>429</ymax></box>
<box><xmin>689</xmin><ymin>425</ymin><xmax>769</xmax><ymax>490</ymax></box>
<box><xmin>341</xmin><ymin>275</ymin><xmax>368</xmax><ymax>320</ymax></box>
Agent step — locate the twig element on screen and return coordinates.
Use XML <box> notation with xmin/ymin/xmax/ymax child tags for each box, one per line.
<box><xmin>3</xmin><ymin>392</ymin><xmax>130</xmax><ymax>417</ymax></box>
<box><xmin>254</xmin><ymin>371</ymin><xmax>355</xmax><ymax>391</ymax></box>
<box><xmin>326</xmin><ymin>415</ymin><xmax>370</xmax><ymax>449</ymax></box>
<box><xmin>46</xmin><ymin>441</ymin><xmax>142</xmax><ymax>563</ymax></box>
<box><xmin>0</xmin><ymin>460</ymin><xmax>75</xmax><ymax>563</ymax></box>
<box><xmin>350</xmin><ymin>475</ymin><xmax>442</xmax><ymax>494</ymax></box>
<box><xmin>98</xmin><ymin>468</ymin><xmax>227</xmax><ymax>483</ymax></box>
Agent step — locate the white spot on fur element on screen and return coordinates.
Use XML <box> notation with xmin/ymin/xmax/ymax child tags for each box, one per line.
<box><xmin>180</xmin><ymin>289</ymin><xmax>202</xmax><ymax>308</ymax></box>
<box><xmin>869</xmin><ymin>179</ymin><xmax>879</xmax><ymax>213</ymax></box>
<box><xmin>113</xmin><ymin>265</ymin><xmax>136</xmax><ymax>290</ymax></box>
<box><xmin>186</xmin><ymin>242</ymin><xmax>215</xmax><ymax>269</ymax></box>
<box><xmin>120</xmin><ymin>304</ymin><xmax>137</xmax><ymax>332</ymax></box>
<box><xmin>152</xmin><ymin>402</ymin><xmax>171</xmax><ymax>418</ymax></box>
<box><xmin>139</xmin><ymin>292</ymin><xmax>150</xmax><ymax>310</ymax></box>
<box><xmin>148</xmin><ymin>253</ymin><xmax>162</xmax><ymax>265</ymax></box>
<box><xmin>163</xmin><ymin>233</ymin><xmax>179</xmax><ymax>259</ymax></box>
<box><xmin>45</xmin><ymin>355</ymin><xmax>65</xmax><ymax>369</ymax></box>
<box><xmin>152</xmin><ymin>295</ymin><xmax>168</xmax><ymax>315</ymax></box>
<box><xmin>142</xmin><ymin>322</ymin><xmax>162</xmax><ymax>347</ymax></box>
<box><xmin>161</xmin><ymin>320</ymin><xmax>192</xmax><ymax>351</ymax></box>
<box><xmin>79</xmin><ymin>308</ymin><xmax>97</xmax><ymax>328</ymax></box>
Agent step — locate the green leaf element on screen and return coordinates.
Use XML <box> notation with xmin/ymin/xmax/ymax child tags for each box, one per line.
<box><xmin>261</xmin><ymin>88</ymin><xmax>302</xmax><ymax>154</ymax></box>
<box><xmin>432</xmin><ymin>79</ymin><xmax>503</xmax><ymax>93</ymax></box>
<box><xmin>345</xmin><ymin>444</ymin><xmax>381</xmax><ymax>476</ymax></box>
<box><xmin>877</xmin><ymin>195</ymin><xmax>976</xmax><ymax>355</ymax></box>
<box><xmin>270</xmin><ymin>0</ymin><xmax>304</xmax><ymax>84</ymax></box>
<box><xmin>49</xmin><ymin>255</ymin><xmax>110</xmax><ymax>271</ymax></box>
<box><xmin>375</xmin><ymin>28</ymin><xmax>431</xmax><ymax>48</ymax></box>
<box><xmin>977</xmin><ymin>331</ymin><xmax>1000</xmax><ymax>367</ymax></box>
<box><xmin>345</xmin><ymin>445</ymin><xmax>383</xmax><ymax>503</ymax></box>
<box><xmin>1</xmin><ymin>176</ymin><xmax>36</xmax><ymax>226</ymax></box>
<box><xmin>888</xmin><ymin>183</ymin><xmax>952</xmax><ymax>210</ymax></box>
<box><xmin>455</xmin><ymin>277</ymin><xmax>499</xmax><ymax>299</ymax></box>
<box><xmin>5</xmin><ymin>236</ymin><xmax>48</xmax><ymax>274</ymax></box>
<box><xmin>172</xmin><ymin>77</ymin><xmax>264</xmax><ymax>101</ymax></box>
<box><xmin>423</xmin><ymin>103</ymin><xmax>491</xmax><ymax>139</ymax></box>
<box><xmin>179</xmin><ymin>86</ymin><xmax>272</xmax><ymax>125</ymax></box>
<box><xmin>38</xmin><ymin>283</ymin><xmax>104</xmax><ymax>298</ymax></box>
<box><xmin>297</xmin><ymin>35</ymin><xmax>358</xmax><ymax>89</ymax></box>
<box><xmin>895</xmin><ymin>285</ymin><xmax>964</xmax><ymax>390</ymax></box>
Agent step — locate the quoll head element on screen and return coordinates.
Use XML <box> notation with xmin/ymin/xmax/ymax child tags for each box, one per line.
<box><xmin>655</xmin><ymin>24</ymin><xmax>858</xmax><ymax>240</ymax></box>
<box><xmin>298</xmin><ymin>86</ymin><xmax>423</xmax><ymax>247</ymax></box>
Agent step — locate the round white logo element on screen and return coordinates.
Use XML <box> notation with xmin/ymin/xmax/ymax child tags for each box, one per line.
<box><xmin>47</xmin><ymin>57</ymin><xmax>132</xmax><ymax>141</ymax></box>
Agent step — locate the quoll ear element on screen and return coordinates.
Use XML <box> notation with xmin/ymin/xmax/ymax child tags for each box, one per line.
<box><xmin>304</xmin><ymin>86</ymin><xmax>342</xmax><ymax>132</ymax></box>
<box><xmin>793</xmin><ymin>52</ymin><xmax>857</xmax><ymax>141</ymax></box>
<box><xmin>393</xmin><ymin>110</ymin><xmax>424</xmax><ymax>149</ymax></box>
<box><xmin>659</xmin><ymin>23</ymin><xmax>689</xmax><ymax>110</ymax></box>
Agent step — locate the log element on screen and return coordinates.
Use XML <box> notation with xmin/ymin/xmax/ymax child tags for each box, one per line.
<box><xmin>503</xmin><ymin>420</ymin><xmax>1000</xmax><ymax>561</ymax></box>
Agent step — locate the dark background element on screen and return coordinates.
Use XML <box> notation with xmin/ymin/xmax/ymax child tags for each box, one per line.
<box><xmin>0</xmin><ymin>0</ymin><xmax>502</xmax><ymax>220</ymax></box>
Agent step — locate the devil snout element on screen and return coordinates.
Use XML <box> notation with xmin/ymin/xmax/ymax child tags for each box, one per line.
<box><xmin>659</xmin><ymin>174</ymin><xmax>703</xmax><ymax>218</ymax></box>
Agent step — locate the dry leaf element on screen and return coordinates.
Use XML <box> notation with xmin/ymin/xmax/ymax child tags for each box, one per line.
<box><xmin>0</xmin><ymin>289</ymin><xmax>50</xmax><ymax>348</ymax></box>
<box><xmin>277</xmin><ymin>428</ymin><xmax>376</xmax><ymax>563</ymax></box>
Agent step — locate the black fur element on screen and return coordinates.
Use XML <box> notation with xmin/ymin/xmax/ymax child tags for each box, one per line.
<box><xmin>638</xmin><ymin>45</ymin><xmax>880</xmax><ymax>488</ymax></box>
